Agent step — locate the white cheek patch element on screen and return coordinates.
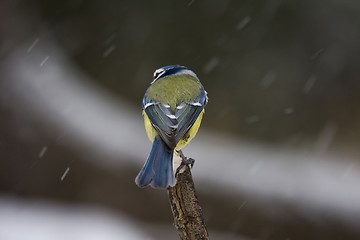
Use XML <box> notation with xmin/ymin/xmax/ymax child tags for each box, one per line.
<box><xmin>151</xmin><ymin>69</ymin><xmax>166</xmax><ymax>84</ymax></box>
<box><xmin>153</xmin><ymin>68</ymin><xmax>163</xmax><ymax>78</ymax></box>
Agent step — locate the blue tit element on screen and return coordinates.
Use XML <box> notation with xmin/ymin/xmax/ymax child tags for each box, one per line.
<box><xmin>135</xmin><ymin>65</ymin><xmax>208</xmax><ymax>189</ymax></box>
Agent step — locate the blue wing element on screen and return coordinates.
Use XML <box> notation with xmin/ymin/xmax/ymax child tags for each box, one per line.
<box><xmin>143</xmin><ymin>87</ymin><xmax>207</xmax><ymax>149</ymax></box>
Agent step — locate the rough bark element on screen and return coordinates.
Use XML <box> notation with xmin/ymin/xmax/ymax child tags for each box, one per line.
<box><xmin>168</xmin><ymin>165</ymin><xmax>209</xmax><ymax>240</ymax></box>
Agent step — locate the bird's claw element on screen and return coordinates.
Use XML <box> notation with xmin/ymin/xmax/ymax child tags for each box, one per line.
<box><xmin>175</xmin><ymin>150</ymin><xmax>195</xmax><ymax>176</ymax></box>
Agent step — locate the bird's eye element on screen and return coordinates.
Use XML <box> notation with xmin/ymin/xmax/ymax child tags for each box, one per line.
<box><xmin>153</xmin><ymin>69</ymin><xmax>165</xmax><ymax>80</ymax></box>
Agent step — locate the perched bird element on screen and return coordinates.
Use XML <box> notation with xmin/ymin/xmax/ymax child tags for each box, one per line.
<box><xmin>135</xmin><ymin>65</ymin><xmax>207</xmax><ymax>189</ymax></box>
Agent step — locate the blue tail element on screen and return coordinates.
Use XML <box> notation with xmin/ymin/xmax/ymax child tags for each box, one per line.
<box><xmin>135</xmin><ymin>135</ymin><xmax>176</xmax><ymax>188</ymax></box>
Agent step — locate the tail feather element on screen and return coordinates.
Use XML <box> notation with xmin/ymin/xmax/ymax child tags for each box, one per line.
<box><xmin>135</xmin><ymin>136</ymin><xmax>175</xmax><ymax>188</ymax></box>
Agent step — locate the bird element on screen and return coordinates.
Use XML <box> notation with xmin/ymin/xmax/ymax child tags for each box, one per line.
<box><xmin>135</xmin><ymin>65</ymin><xmax>208</xmax><ymax>189</ymax></box>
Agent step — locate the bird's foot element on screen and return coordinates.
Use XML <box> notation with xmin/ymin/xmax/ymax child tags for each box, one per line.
<box><xmin>175</xmin><ymin>150</ymin><xmax>195</xmax><ymax>176</ymax></box>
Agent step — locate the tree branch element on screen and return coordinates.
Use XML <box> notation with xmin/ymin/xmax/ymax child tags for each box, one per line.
<box><xmin>167</xmin><ymin>164</ymin><xmax>210</xmax><ymax>240</ymax></box>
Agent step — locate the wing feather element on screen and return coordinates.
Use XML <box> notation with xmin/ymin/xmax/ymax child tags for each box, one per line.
<box><xmin>143</xmin><ymin>87</ymin><xmax>207</xmax><ymax>149</ymax></box>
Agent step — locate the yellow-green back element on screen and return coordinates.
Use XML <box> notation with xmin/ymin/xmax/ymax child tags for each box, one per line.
<box><xmin>146</xmin><ymin>75</ymin><xmax>201</xmax><ymax>111</ymax></box>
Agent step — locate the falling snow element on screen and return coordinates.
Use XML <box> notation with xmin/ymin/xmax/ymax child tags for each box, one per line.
<box><xmin>103</xmin><ymin>44</ymin><xmax>116</xmax><ymax>57</ymax></box>
<box><xmin>246</xmin><ymin>115</ymin><xmax>260</xmax><ymax>123</ymax></box>
<box><xmin>236</xmin><ymin>16</ymin><xmax>251</xmax><ymax>31</ymax></box>
<box><xmin>203</xmin><ymin>57</ymin><xmax>219</xmax><ymax>73</ymax></box>
<box><xmin>314</xmin><ymin>121</ymin><xmax>338</xmax><ymax>154</ymax></box>
<box><xmin>61</xmin><ymin>167</ymin><xmax>70</xmax><ymax>181</ymax></box>
<box><xmin>284</xmin><ymin>107</ymin><xmax>294</xmax><ymax>114</ymax></box>
<box><xmin>40</xmin><ymin>56</ymin><xmax>49</xmax><ymax>67</ymax></box>
<box><xmin>103</xmin><ymin>34</ymin><xmax>116</xmax><ymax>46</ymax></box>
<box><xmin>187</xmin><ymin>0</ymin><xmax>195</xmax><ymax>7</ymax></box>
<box><xmin>310</xmin><ymin>48</ymin><xmax>325</xmax><ymax>60</ymax></box>
<box><xmin>238</xmin><ymin>201</ymin><xmax>247</xmax><ymax>210</ymax></box>
<box><xmin>38</xmin><ymin>146</ymin><xmax>47</xmax><ymax>158</ymax></box>
<box><xmin>260</xmin><ymin>71</ymin><xmax>277</xmax><ymax>88</ymax></box>
<box><xmin>27</xmin><ymin>38</ymin><xmax>39</xmax><ymax>53</ymax></box>
<box><xmin>303</xmin><ymin>74</ymin><xmax>317</xmax><ymax>94</ymax></box>
<box><xmin>2</xmin><ymin>2</ymin><xmax>360</xmax><ymax>239</ymax></box>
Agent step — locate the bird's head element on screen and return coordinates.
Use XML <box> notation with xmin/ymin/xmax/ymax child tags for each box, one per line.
<box><xmin>151</xmin><ymin>65</ymin><xmax>199</xmax><ymax>84</ymax></box>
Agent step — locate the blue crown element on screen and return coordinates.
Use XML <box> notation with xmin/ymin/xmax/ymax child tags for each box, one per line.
<box><xmin>152</xmin><ymin>65</ymin><xmax>198</xmax><ymax>83</ymax></box>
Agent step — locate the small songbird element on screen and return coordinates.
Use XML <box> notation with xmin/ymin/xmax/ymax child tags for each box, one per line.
<box><xmin>135</xmin><ymin>65</ymin><xmax>208</xmax><ymax>189</ymax></box>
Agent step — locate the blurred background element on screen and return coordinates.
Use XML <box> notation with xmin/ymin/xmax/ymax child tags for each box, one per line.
<box><xmin>1</xmin><ymin>0</ymin><xmax>360</xmax><ymax>239</ymax></box>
